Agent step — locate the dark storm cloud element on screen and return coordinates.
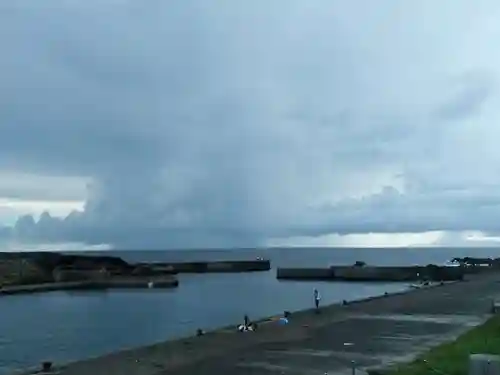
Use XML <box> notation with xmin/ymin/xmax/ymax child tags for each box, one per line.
<box><xmin>1</xmin><ymin>1</ymin><xmax>500</xmax><ymax>247</ymax></box>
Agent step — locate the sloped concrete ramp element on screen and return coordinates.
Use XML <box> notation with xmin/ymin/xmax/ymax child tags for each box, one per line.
<box><xmin>168</xmin><ymin>276</ymin><xmax>500</xmax><ymax>375</ymax></box>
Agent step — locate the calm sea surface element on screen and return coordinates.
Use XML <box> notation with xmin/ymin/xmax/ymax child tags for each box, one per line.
<box><xmin>1</xmin><ymin>247</ymin><xmax>499</xmax><ymax>373</ymax></box>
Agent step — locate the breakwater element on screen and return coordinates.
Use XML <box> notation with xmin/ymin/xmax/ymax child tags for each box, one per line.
<box><xmin>452</xmin><ymin>256</ymin><xmax>500</xmax><ymax>267</ymax></box>
<box><xmin>0</xmin><ymin>252</ymin><xmax>271</xmax><ymax>296</ymax></box>
<box><xmin>277</xmin><ymin>264</ymin><xmax>465</xmax><ymax>281</ymax></box>
<box><xmin>0</xmin><ymin>276</ymin><xmax>178</xmax><ymax>296</ymax></box>
<box><xmin>137</xmin><ymin>259</ymin><xmax>271</xmax><ymax>274</ymax></box>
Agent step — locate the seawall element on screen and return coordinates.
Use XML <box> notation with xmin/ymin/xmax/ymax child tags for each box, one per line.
<box><xmin>136</xmin><ymin>259</ymin><xmax>271</xmax><ymax>274</ymax></box>
<box><xmin>277</xmin><ymin>265</ymin><xmax>466</xmax><ymax>281</ymax></box>
<box><xmin>0</xmin><ymin>281</ymin><xmax>93</xmax><ymax>295</ymax></box>
<box><xmin>20</xmin><ymin>273</ymin><xmax>500</xmax><ymax>375</ymax></box>
<box><xmin>0</xmin><ymin>252</ymin><xmax>270</xmax><ymax>293</ymax></box>
<box><xmin>276</xmin><ymin>267</ymin><xmax>333</xmax><ymax>280</ymax></box>
<box><xmin>0</xmin><ymin>276</ymin><xmax>178</xmax><ymax>296</ymax></box>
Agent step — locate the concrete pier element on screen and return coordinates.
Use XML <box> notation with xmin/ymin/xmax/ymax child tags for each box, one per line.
<box><xmin>276</xmin><ymin>267</ymin><xmax>334</xmax><ymax>280</ymax></box>
<box><xmin>0</xmin><ymin>252</ymin><xmax>271</xmax><ymax>291</ymax></box>
<box><xmin>0</xmin><ymin>276</ymin><xmax>178</xmax><ymax>296</ymax></box>
<box><xmin>27</xmin><ymin>273</ymin><xmax>500</xmax><ymax>375</ymax></box>
<box><xmin>0</xmin><ymin>281</ymin><xmax>93</xmax><ymax>295</ymax></box>
<box><xmin>91</xmin><ymin>277</ymin><xmax>179</xmax><ymax>289</ymax></box>
<box><xmin>137</xmin><ymin>259</ymin><xmax>271</xmax><ymax>274</ymax></box>
<box><xmin>277</xmin><ymin>265</ymin><xmax>465</xmax><ymax>281</ymax></box>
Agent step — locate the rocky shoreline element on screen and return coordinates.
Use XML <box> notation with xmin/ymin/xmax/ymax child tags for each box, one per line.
<box><xmin>0</xmin><ymin>252</ymin><xmax>180</xmax><ymax>295</ymax></box>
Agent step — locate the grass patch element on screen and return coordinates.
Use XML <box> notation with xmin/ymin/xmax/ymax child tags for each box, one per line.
<box><xmin>370</xmin><ymin>314</ymin><xmax>500</xmax><ymax>375</ymax></box>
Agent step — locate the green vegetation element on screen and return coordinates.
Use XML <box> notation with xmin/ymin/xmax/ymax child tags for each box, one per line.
<box><xmin>372</xmin><ymin>315</ymin><xmax>500</xmax><ymax>375</ymax></box>
<box><xmin>0</xmin><ymin>259</ymin><xmax>51</xmax><ymax>286</ymax></box>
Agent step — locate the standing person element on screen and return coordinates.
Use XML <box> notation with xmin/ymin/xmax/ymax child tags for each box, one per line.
<box><xmin>314</xmin><ymin>288</ymin><xmax>321</xmax><ymax>312</ymax></box>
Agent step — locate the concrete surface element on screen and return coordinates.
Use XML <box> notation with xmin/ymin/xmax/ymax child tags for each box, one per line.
<box><xmin>277</xmin><ymin>265</ymin><xmax>465</xmax><ymax>281</ymax></box>
<box><xmin>0</xmin><ymin>276</ymin><xmax>178</xmax><ymax>296</ymax></box>
<box><xmin>139</xmin><ymin>259</ymin><xmax>271</xmax><ymax>273</ymax></box>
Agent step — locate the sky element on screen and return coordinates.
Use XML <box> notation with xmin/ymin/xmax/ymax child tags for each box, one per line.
<box><xmin>2</xmin><ymin>1</ymin><xmax>500</xmax><ymax>249</ymax></box>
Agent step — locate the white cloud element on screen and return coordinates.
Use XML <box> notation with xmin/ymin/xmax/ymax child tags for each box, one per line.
<box><xmin>0</xmin><ymin>240</ymin><xmax>111</xmax><ymax>252</ymax></box>
<box><xmin>267</xmin><ymin>231</ymin><xmax>500</xmax><ymax>248</ymax></box>
<box><xmin>0</xmin><ymin>198</ymin><xmax>83</xmax><ymax>225</ymax></box>
<box><xmin>266</xmin><ymin>232</ymin><xmax>444</xmax><ymax>248</ymax></box>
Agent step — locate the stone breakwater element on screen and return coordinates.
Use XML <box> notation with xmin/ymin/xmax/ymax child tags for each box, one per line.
<box><xmin>0</xmin><ymin>276</ymin><xmax>179</xmax><ymax>296</ymax></box>
<box><xmin>0</xmin><ymin>252</ymin><xmax>270</xmax><ymax>295</ymax></box>
<box><xmin>17</xmin><ymin>273</ymin><xmax>500</xmax><ymax>375</ymax></box>
<box><xmin>0</xmin><ymin>252</ymin><xmax>179</xmax><ymax>294</ymax></box>
<box><xmin>136</xmin><ymin>259</ymin><xmax>271</xmax><ymax>274</ymax></box>
<box><xmin>276</xmin><ymin>264</ymin><xmax>466</xmax><ymax>281</ymax></box>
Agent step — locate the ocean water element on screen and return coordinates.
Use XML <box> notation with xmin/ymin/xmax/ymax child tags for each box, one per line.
<box><xmin>1</xmin><ymin>247</ymin><xmax>499</xmax><ymax>373</ymax></box>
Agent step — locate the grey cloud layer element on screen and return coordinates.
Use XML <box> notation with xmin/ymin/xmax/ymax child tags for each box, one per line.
<box><xmin>1</xmin><ymin>1</ymin><xmax>500</xmax><ymax>247</ymax></box>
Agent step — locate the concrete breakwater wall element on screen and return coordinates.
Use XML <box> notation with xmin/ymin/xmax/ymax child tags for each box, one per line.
<box><xmin>0</xmin><ymin>276</ymin><xmax>179</xmax><ymax>296</ymax></box>
<box><xmin>276</xmin><ymin>267</ymin><xmax>333</xmax><ymax>280</ymax></box>
<box><xmin>277</xmin><ymin>265</ymin><xmax>465</xmax><ymax>281</ymax></box>
<box><xmin>90</xmin><ymin>277</ymin><xmax>179</xmax><ymax>289</ymax></box>
<box><xmin>136</xmin><ymin>259</ymin><xmax>271</xmax><ymax>274</ymax></box>
<box><xmin>0</xmin><ymin>252</ymin><xmax>271</xmax><ymax>291</ymax></box>
<box><xmin>0</xmin><ymin>281</ymin><xmax>93</xmax><ymax>295</ymax></box>
<box><xmin>452</xmin><ymin>257</ymin><xmax>500</xmax><ymax>266</ymax></box>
